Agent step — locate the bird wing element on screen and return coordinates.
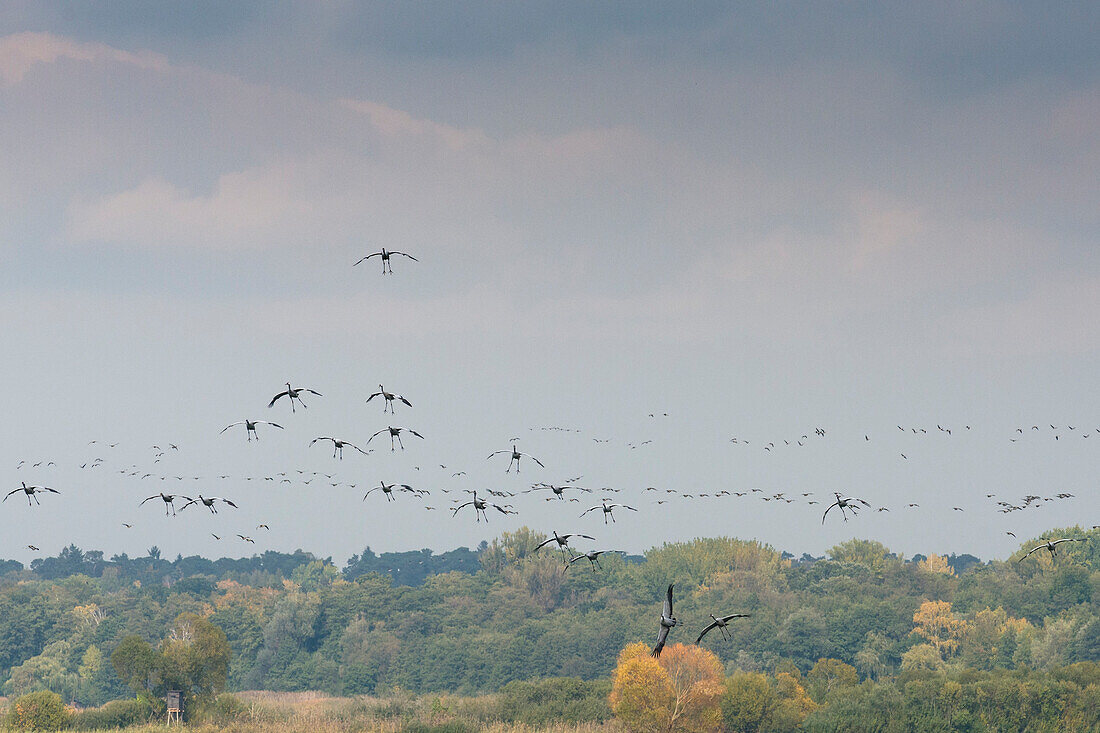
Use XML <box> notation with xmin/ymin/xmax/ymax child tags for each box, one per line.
<box><xmin>391</xmin><ymin>251</ymin><xmax>418</xmax><ymax>260</ymax></box>
<box><xmin>577</xmin><ymin>534</ymin><xmax>596</xmax><ymax>541</ymax></box>
<box><xmin>139</xmin><ymin>495</ymin><xmax>159</xmax><ymax>505</ymax></box>
<box><xmin>721</xmin><ymin>613</ymin><xmax>750</xmax><ymax>622</ymax></box>
<box><xmin>530</xmin><ymin>455</ymin><xmax>546</xmax><ymax>467</ymax></box>
<box><xmin>365</xmin><ymin>392</ymin><xmax>381</xmax><ymax>402</ymax></box>
<box><xmin>398</xmin><ymin>395</ymin><xmax>412</xmax><ymax>407</ymax></box>
<box><xmin>821</xmin><ymin>502</ymin><xmax>839</xmax><ymax>524</ymax></box>
<box><xmin>451</xmin><ymin>501</ymin><xmax>472</xmax><ymax>515</ymax></box>
<box><xmin>309</xmin><ymin>437</ymin><xmax>332</xmax><ymax>446</ymax></box>
<box><xmin>533</xmin><ymin>537</ymin><xmax>558</xmax><ymax>550</ymax></box>
<box><xmin>220</xmin><ymin>421</ymin><xmax>245</xmax><ymax>433</ymax></box>
<box><xmin>487</xmin><ymin>450</ymin><xmax>508</xmax><ymax>459</ymax></box>
<box><xmin>622</xmin><ymin>504</ymin><xmax>638</xmax><ymax>511</ymax></box>
<box><xmin>2</xmin><ymin>489</ymin><xmax>19</xmax><ymax>501</ymax></box>
<box><xmin>409</xmin><ymin>430</ymin><xmax>424</xmax><ymax>439</ymax></box>
<box><xmin>353</xmin><ymin>253</ymin><xmax>381</xmax><ymax>265</ymax></box>
<box><xmin>652</xmin><ymin>626</ymin><xmax>670</xmax><ymax>658</ymax></box>
<box><xmin>366</xmin><ymin>429</ymin><xmax>387</xmax><ymax>443</ymax></box>
<box><xmin>259</xmin><ymin>421</ymin><xmax>283</xmax><ymax>429</ymax></box>
<box><xmin>857</xmin><ymin>498</ymin><xmax>871</xmax><ymax>506</ymax></box>
<box><xmin>267</xmin><ymin>391</ymin><xmax>288</xmax><ymax>407</ymax></box>
<box><xmin>221</xmin><ymin>499</ymin><xmax>238</xmax><ymax>508</ymax></box>
<box><xmin>1052</xmin><ymin>538</ymin><xmax>1082</xmax><ymax>547</ymax></box>
<box><xmin>579</xmin><ymin>506</ymin><xmax>600</xmax><ymax>516</ymax></box>
<box><xmin>665</xmin><ymin>584</ymin><xmax>674</xmax><ymax>616</ymax></box>
<box><xmin>695</xmin><ymin>621</ymin><xmax>719</xmax><ymax>645</ymax></box>
<box><xmin>303</xmin><ymin>389</ymin><xmax>322</xmax><ymax>396</ymax></box>
<box><xmin>177</xmin><ymin>498</ymin><xmax>198</xmax><ymax>510</ymax></box>
<box><xmin>1018</xmin><ymin>546</ymin><xmax>1043</xmax><ymax>561</ymax></box>
<box><xmin>567</xmin><ymin>555</ymin><xmax>586</xmax><ymax>565</ymax></box>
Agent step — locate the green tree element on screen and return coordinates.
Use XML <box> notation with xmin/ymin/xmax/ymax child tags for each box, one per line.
<box><xmin>111</xmin><ymin>635</ymin><xmax>159</xmax><ymax>695</ymax></box>
<box><xmin>805</xmin><ymin>658</ymin><xmax>858</xmax><ymax>703</ymax></box>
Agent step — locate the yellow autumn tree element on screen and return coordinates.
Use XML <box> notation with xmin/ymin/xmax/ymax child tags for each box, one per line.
<box><xmin>912</xmin><ymin>600</ymin><xmax>969</xmax><ymax>657</ymax></box>
<box><xmin>610</xmin><ymin>642</ymin><xmax>724</xmax><ymax>733</ymax></box>
<box><xmin>917</xmin><ymin>553</ymin><xmax>954</xmax><ymax>575</ymax></box>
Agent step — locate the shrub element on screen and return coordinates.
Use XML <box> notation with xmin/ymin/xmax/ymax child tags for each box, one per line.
<box><xmin>210</xmin><ymin>692</ymin><xmax>249</xmax><ymax>723</ymax></box>
<box><xmin>4</xmin><ymin>690</ymin><xmax>72</xmax><ymax>731</ymax></box>
<box><xmin>70</xmin><ymin>697</ymin><xmax>155</xmax><ymax>730</ymax></box>
<box><xmin>498</xmin><ymin>677</ymin><xmax>612</xmax><ymax>725</ymax></box>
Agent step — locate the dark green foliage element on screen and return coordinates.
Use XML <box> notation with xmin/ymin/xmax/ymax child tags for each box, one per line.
<box><xmin>497</xmin><ymin>677</ymin><xmax>612</xmax><ymax>724</ymax></box>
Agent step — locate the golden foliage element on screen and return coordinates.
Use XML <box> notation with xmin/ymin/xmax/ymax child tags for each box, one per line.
<box><xmin>610</xmin><ymin>642</ymin><xmax>723</xmax><ymax>733</ymax></box>
<box><xmin>912</xmin><ymin>600</ymin><xmax>969</xmax><ymax>656</ymax></box>
<box><xmin>917</xmin><ymin>553</ymin><xmax>955</xmax><ymax>575</ymax></box>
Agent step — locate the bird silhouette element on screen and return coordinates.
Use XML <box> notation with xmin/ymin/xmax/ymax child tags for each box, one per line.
<box><xmin>353</xmin><ymin>248</ymin><xmax>418</xmax><ymax>274</ymax></box>
<box><xmin>695</xmin><ymin>612</ymin><xmax>750</xmax><ymax>645</ymax></box>
<box><xmin>221</xmin><ymin>419</ymin><xmax>283</xmax><ymax>441</ymax></box>
<box><xmin>366</xmin><ymin>385</ymin><xmax>412</xmax><ymax>413</ymax></box>
<box><xmin>268</xmin><ymin>383</ymin><xmax>322</xmax><ymax>413</ymax></box>
<box><xmin>488</xmin><ymin>444</ymin><xmax>544</xmax><ymax>473</ymax></box>
<box><xmin>652</xmin><ymin>584</ymin><xmax>678</xmax><ymax>657</ymax></box>
<box><xmin>821</xmin><ymin>493</ymin><xmax>870</xmax><ymax>523</ymax></box>
<box><xmin>368</xmin><ymin>426</ymin><xmax>424</xmax><ymax>451</ymax></box>
<box><xmin>1018</xmin><ymin>538</ymin><xmax>1086</xmax><ymax>562</ymax></box>
<box><xmin>4</xmin><ymin>482</ymin><xmax>60</xmax><ymax>506</ymax></box>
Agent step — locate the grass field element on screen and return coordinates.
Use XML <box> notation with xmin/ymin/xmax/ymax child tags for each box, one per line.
<box><xmin>2</xmin><ymin>690</ymin><xmax>616</xmax><ymax>732</ymax></box>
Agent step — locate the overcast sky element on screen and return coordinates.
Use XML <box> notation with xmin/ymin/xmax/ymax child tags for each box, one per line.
<box><xmin>1</xmin><ymin>3</ymin><xmax>1097</xmax><ymax>566</ymax></box>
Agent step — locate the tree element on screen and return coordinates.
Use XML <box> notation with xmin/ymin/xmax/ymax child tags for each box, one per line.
<box><xmin>828</xmin><ymin>539</ymin><xmax>896</xmax><ymax>572</ymax></box>
<box><xmin>159</xmin><ymin>613</ymin><xmax>231</xmax><ymax>703</ymax></box>
<box><xmin>111</xmin><ymin>635</ymin><xmax>159</xmax><ymax>695</ymax></box>
<box><xmin>911</xmin><ymin>600</ymin><xmax>968</xmax><ymax>657</ymax></box>
<box><xmin>917</xmin><ymin>553</ymin><xmax>954</xmax><ymax>575</ymax></box>
<box><xmin>610</xmin><ymin>642</ymin><xmax>723</xmax><ymax>733</ymax></box>
<box><xmin>805</xmin><ymin>658</ymin><xmax>858</xmax><ymax>703</ymax></box>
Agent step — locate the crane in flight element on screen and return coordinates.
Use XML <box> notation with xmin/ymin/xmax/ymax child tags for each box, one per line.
<box><xmin>363</xmin><ymin>481</ymin><xmax>416</xmax><ymax>502</ymax></box>
<box><xmin>220</xmin><ymin>420</ymin><xmax>283</xmax><ymax>441</ymax></box>
<box><xmin>451</xmin><ymin>490</ymin><xmax>516</xmax><ymax>522</ymax></box>
<box><xmin>368</xmin><ymin>426</ymin><xmax>424</xmax><ymax>451</ymax></box>
<box><xmin>268</xmin><ymin>383</ymin><xmax>322</xmax><ymax>413</ymax></box>
<box><xmin>310</xmin><ymin>437</ymin><xmax>369</xmax><ymax>459</ymax></box>
<box><xmin>821</xmin><ymin>492</ymin><xmax>871</xmax><ymax>523</ymax></box>
<box><xmin>567</xmin><ymin>549</ymin><xmax>621</xmax><ymax>571</ymax></box>
<box><xmin>353</xmin><ymin>248</ymin><xmax>418</xmax><ymax>274</ymax></box>
<box><xmin>487</xmin><ymin>444</ymin><xmax>544</xmax><ymax>473</ymax></box>
<box><xmin>1018</xmin><ymin>537</ymin><xmax>1087</xmax><ymax>562</ymax></box>
<box><xmin>179</xmin><ymin>495</ymin><xmax>238</xmax><ymax>514</ymax></box>
<box><xmin>695</xmin><ymin>612</ymin><xmax>750</xmax><ymax>645</ymax></box>
<box><xmin>524</xmin><ymin>483</ymin><xmax>591</xmax><ymax>500</ymax></box>
<box><xmin>534</xmin><ymin>531</ymin><xmax>596</xmax><ymax>563</ymax></box>
<box><xmin>4</xmin><ymin>482</ymin><xmax>60</xmax><ymax>506</ymax></box>
<box><xmin>141</xmin><ymin>492</ymin><xmax>181</xmax><ymax>516</ymax></box>
<box><xmin>366</xmin><ymin>385</ymin><xmax>412</xmax><ymax>413</ymax></box>
<box><xmin>580</xmin><ymin>500</ymin><xmax>638</xmax><ymax>524</ymax></box>
<box><xmin>652</xmin><ymin>584</ymin><xmax>678</xmax><ymax>658</ymax></box>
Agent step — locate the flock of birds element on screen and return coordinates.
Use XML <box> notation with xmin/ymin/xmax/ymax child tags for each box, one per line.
<box><xmin>7</xmin><ymin>249</ymin><xmax>1096</xmax><ymax>661</ymax></box>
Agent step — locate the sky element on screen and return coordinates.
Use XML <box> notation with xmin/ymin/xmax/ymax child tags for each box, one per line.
<box><xmin>1</xmin><ymin>3</ymin><xmax>1097</xmax><ymax>566</ymax></box>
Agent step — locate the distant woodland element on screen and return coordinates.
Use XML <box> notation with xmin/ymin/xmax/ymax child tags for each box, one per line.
<box><xmin>0</xmin><ymin>527</ymin><xmax>1097</xmax><ymax>730</ymax></box>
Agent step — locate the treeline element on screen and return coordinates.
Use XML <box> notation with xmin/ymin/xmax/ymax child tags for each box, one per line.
<box><xmin>14</xmin><ymin>543</ymin><xmax>484</xmax><ymax>587</ymax></box>
<box><xmin>0</xmin><ymin>526</ymin><xmax>1095</xmax><ymax>710</ymax></box>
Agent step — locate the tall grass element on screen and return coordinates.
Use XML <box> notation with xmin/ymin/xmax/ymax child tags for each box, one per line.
<box><xmin>32</xmin><ymin>690</ymin><xmax>616</xmax><ymax>732</ymax></box>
